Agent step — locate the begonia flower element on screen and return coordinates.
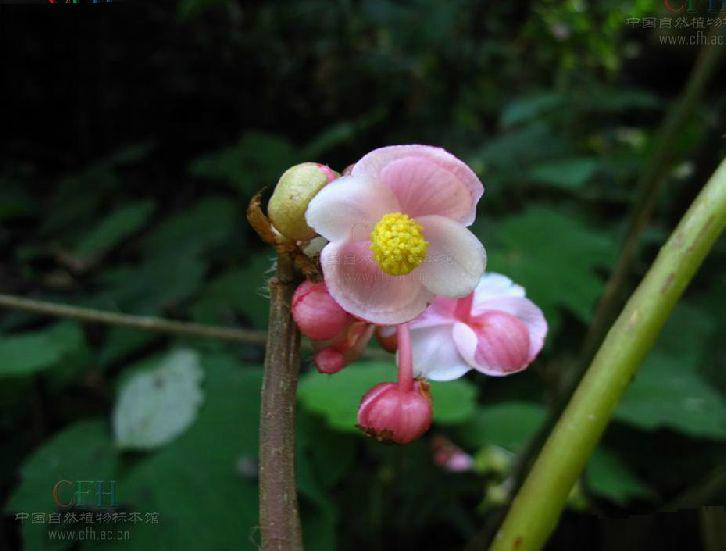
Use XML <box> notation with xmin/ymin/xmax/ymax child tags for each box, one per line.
<box><xmin>408</xmin><ymin>273</ymin><xmax>547</xmax><ymax>381</ymax></box>
<box><xmin>306</xmin><ymin>145</ymin><xmax>486</xmax><ymax>324</ymax></box>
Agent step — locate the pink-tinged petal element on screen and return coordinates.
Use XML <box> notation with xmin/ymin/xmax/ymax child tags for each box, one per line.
<box><xmin>475</xmin><ymin>296</ymin><xmax>547</xmax><ymax>361</ymax></box>
<box><xmin>455</xmin><ymin>312</ymin><xmax>531</xmax><ymax>376</ymax></box>
<box><xmin>352</xmin><ymin>145</ymin><xmax>484</xmax><ymax>225</ymax></box>
<box><xmin>320</xmin><ymin>239</ymin><xmax>432</xmax><ymax>324</ymax></box>
<box><xmin>305</xmin><ymin>175</ymin><xmax>399</xmax><ymax>241</ymax></box>
<box><xmin>410</xmin><ymin>324</ymin><xmax>471</xmax><ymax>381</ymax></box>
<box><xmin>379</xmin><ymin>156</ymin><xmax>474</xmax><ymax>223</ymax></box>
<box><xmin>415</xmin><ymin>215</ymin><xmax>486</xmax><ymax>298</ymax></box>
<box><xmin>471</xmin><ymin>273</ymin><xmax>525</xmax><ymax>316</ymax></box>
<box><xmin>408</xmin><ymin>296</ymin><xmax>459</xmax><ymax>330</ymax></box>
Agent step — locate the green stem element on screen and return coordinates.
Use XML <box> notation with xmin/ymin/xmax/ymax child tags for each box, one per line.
<box><xmin>580</xmin><ymin>27</ymin><xmax>725</xmax><ymax>366</ymax></box>
<box><xmin>490</xmin><ymin>159</ymin><xmax>726</xmax><ymax>551</ymax></box>
<box><xmin>506</xmin><ymin>32</ymin><xmax>725</xmax><ymax>499</ymax></box>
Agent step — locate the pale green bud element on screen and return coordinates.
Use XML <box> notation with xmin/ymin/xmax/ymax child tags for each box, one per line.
<box><xmin>267</xmin><ymin>162</ymin><xmax>338</xmax><ymax>241</ymax></box>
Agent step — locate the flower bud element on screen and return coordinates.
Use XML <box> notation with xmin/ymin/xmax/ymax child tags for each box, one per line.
<box><xmin>292</xmin><ymin>281</ymin><xmax>349</xmax><ymax>341</ymax></box>
<box><xmin>357</xmin><ymin>380</ymin><xmax>433</xmax><ymax>444</ymax></box>
<box><xmin>472</xmin><ymin>310</ymin><xmax>531</xmax><ymax>374</ymax></box>
<box><xmin>268</xmin><ymin>162</ymin><xmax>338</xmax><ymax>241</ymax></box>
<box><xmin>431</xmin><ymin>435</ymin><xmax>474</xmax><ymax>473</ymax></box>
<box><xmin>314</xmin><ymin>348</ymin><xmax>346</xmax><ymax>374</ymax></box>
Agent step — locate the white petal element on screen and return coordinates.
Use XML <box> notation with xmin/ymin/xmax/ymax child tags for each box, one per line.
<box><xmin>414</xmin><ymin>215</ymin><xmax>486</xmax><ymax>297</ymax></box>
<box><xmin>410</xmin><ymin>324</ymin><xmax>471</xmax><ymax>381</ymax></box>
<box><xmin>471</xmin><ymin>273</ymin><xmax>525</xmax><ymax>315</ymax></box>
<box><xmin>305</xmin><ymin>175</ymin><xmax>399</xmax><ymax>241</ymax></box>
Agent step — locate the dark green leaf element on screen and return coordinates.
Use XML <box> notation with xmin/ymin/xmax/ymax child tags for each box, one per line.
<box><xmin>0</xmin><ymin>323</ymin><xmax>86</xmax><ymax>378</ymax></box>
<box><xmin>458</xmin><ymin>401</ymin><xmax>546</xmax><ymax>452</ymax></box>
<box><xmin>484</xmin><ymin>207</ymin><xmax>616</xmax><ymax>332</ymax></box>
<box><xmin>74</xmin><ymin>200</ymin><xmax>155</xmax><ymax>261</ymax></box>
<box><xmin>586</xmin><ymin>448</ymin><xmax>655</xmax><ymax>504</ymax></box>
<box><xmin>5</xmin><ymin>420</ymin><xmax>118</xmax><ymax>551</ymax></box>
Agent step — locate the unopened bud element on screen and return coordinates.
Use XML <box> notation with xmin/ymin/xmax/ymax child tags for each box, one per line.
<box><xmin>268</xmin><ymin>162</ymin><xmax>338</xmax><ymax>241</ymax></box>
<box><xmin>314</xmin><ymin>348</ymin><xmax>346</xmax><ymax>374</ymax></box>
<box><xmin>357</xmin><ymin>380</ymin><xmax>433</xmax><ymax>444</ymax></box>
<box><xmin>292</xmin><ymin>281</ymin><xmax>349</xmax><ymax>341</ymax></box>
<box><xmin>472</xmin><ymin>310</ymin><xmax>531</xmax><ymax>374</ymax></box>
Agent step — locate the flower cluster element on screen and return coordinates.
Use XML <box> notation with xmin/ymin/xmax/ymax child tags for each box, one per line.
<box><xmin>272</xmin><ymin>145</ymin><xmax>547</xmax><ymax>444</ymax></box>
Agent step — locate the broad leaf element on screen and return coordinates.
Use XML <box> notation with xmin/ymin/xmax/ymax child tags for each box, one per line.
<box><xmin>484</xmin><ymin>207</ymin><xmax>616</xmax><ymax>332</ymax></box>
<box><xmin>5</xmin><ymin>420</ymin><xmax>118</xmax><ymax>551</ymax></box>
<box><xmin>113</xmin><ymin>349</ymin><xmax>204</xmax><ymax>450</ymax></box>
<box><xmin>84</xmin><ymin>354</ymin><xmax>262</xmax><ymax>551</ymax></box>
<box><xmin>0</xmin><ymin>322</ymin><xmax>86</xmax><ymax>378</ymax></box>
<box><xmin>74</xmin><ymin>200</ymin><xmax>155</xmax><ymax>261</ymax></box>
<box><xmin>458</xmin><ymin>401</ymin><xmax>547</xmax><ymax>452</ymax></box>
<box><xmin>586</xmin><ymin>448</ymin><xmax>655</xmax><ymax>504</ymax></box>
<box><xmin>529</xmin><ymin>158</ymin><xmax>600</xmax><ymax>190</ymax></box>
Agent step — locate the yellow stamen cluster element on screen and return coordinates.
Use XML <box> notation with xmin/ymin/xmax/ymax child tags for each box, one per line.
<box><xmin>369</xmin><ymin>212</ymin><xmax>429</xmax><ymax>276</ymax></box>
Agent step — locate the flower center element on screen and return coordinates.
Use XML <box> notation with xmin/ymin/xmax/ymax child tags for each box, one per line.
<box><xmin>369</xmin><ymin>212</ymin><xmax>428</xmax><ymax>276</ymax></box>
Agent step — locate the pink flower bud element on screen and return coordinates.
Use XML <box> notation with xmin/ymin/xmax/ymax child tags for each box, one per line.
<box><xmin>431</xmin><ymin>434</ymin><xmax>474</xmax><ymax>473</ymax></box>
<box><xmin>314</xmin><ymin>348</ymin><xmax>346</xmax><ymax>374</ymax></box>
<box><xmin>315</xmin><ymin>163</ymin><xmax>340</xmax><ymax>183</ymax></box>
<box><xmin>357</xmin><ymin>380</ymin><xmax>432</xmax><ymax>444</ymax></box>
<box><xmin>292</xmin><ymin>281</ymin><xmax>349</xmax><ymax>341</ymax></box>
<box><xmin>471</xmin><ymin>310</ymin><xmax>531</xmax><ymax>374</ymax></box>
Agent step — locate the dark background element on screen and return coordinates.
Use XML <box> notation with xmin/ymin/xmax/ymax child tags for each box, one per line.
<box><xmin>1</xmin><ymin>1</ymin><xmax>726</xmax><ymax>550</ymax></box>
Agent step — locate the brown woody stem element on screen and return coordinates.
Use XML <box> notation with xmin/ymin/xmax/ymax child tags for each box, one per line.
<box><xmin>258</xmin><ymin>252</ymin><xmax>304</xmax><ymax>551</ymax></box>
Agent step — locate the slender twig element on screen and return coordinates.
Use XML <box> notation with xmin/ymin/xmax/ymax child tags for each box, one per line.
<box><xmin>490</xmin><ymin>159</ymin><xmax>726</xmax><ymax>551</ymax></box>
<box><xmin>0</xmin><ymin>293</ymin><xmax>266</xmax><ymax>344</ymax></box>
<box><xmin>258</xmin><ymin>253</ymin><xmax>304</xmax><ymax>551</ymax></box>
<box><xmin>506</xmin><ymin>32</ymin><xmax>725</xmax><ymax>501</ymax></box>
<box><xmin>0</xmin><ymin>293</ymin><xmax>392</xmax><ymax>362</ymax></box>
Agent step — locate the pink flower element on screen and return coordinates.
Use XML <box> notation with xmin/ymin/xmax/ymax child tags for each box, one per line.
<box><xmin>357</xmin><ymin>324</ymin><xmax>432</xmax><ymax>444</ymax></box>
<box><xmin>408</xmin><ymin>273</ymin><xmax>547</xmax><ymax>380</ymax></box>
<box><xmin>291</xmin><ymin>281</ymin><xmax>373</xmax><ymax>374</ymax></box>
<box><xmin>431</xmin><ymin>435</ymin><xmax>474</xmax><ymax>473</ymax></box>
<box><xmin>305</xmin><ymin>145</ymin><xmax>486</xmax><ymax>324</ymax></box>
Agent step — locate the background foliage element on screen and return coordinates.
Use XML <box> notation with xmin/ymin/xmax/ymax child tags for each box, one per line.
<box><xmin>2</xmin><ymin>1</ymin><xmax>726</xmax><ymax>550</ymax></box>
